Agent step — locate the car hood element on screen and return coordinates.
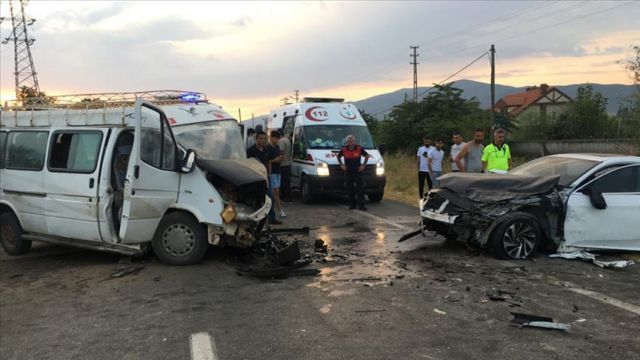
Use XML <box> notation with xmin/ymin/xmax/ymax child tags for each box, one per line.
<box><xmin>197</xmin><ymin>158</ymin><xmax>268</xmax><ymax>186</ymax></box>
<box><xmin>438</xmin><ymin>173</ymin><xmax>561</xmax><ymax>202</ymax></box>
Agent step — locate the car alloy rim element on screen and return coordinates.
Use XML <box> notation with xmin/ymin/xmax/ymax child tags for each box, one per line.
<box><xmin>162</xmin><ymin>223</ymin><xmax>196</xmax><ymax>257</ymax></box>
<box><xmin>0</xmin><ymin>224</ymin><xmax>17</xmax><ymax>248</ymax></box>
<box><xmin>502</xmin><ymin>222</ymin><xmax>536</xmax><ymax>259</ymax></box>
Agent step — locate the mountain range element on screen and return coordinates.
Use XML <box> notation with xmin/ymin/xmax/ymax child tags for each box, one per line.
<box><xmin>352</xmin><ymin>79</ymin><xmax>637</xmax><ymax>119</ymax></box>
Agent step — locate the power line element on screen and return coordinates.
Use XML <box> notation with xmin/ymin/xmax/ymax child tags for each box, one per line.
<box><xmin>372</xmin><ymin>50</ymin><xmax>490</xmax><ymax>117</ymax></box>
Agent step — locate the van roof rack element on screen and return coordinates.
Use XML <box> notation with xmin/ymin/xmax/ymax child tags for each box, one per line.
<box><xmin>301</xmin><ymin>97</ymin><xmax>344</xmax><ymax>103</ymax></box>
<box><xmin>3</xmin><ymin>90</ymin><xmax>208</xmax><ymax>110</ymax></box>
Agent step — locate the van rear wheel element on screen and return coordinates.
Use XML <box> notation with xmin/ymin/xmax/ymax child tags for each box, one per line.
<box><xmin>152</xmin><ymin>212</ymin><xmax>208</xmax><ymax>265</ymax></box>
<box><xmin>368</xmin><ymin>191</ymin><xmax>384</xmax><ymax>202</ymax></box>
<box><xmin>0</xmin><ymin>212</ymin><xmax>31</xmax><ymax>255</ymax></box>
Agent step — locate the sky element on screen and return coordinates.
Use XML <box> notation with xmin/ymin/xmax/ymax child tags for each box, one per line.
<box><xmin>1</xmin><ymin>0</ymin><xmax>639</xmax><ymax>118</ymax></box>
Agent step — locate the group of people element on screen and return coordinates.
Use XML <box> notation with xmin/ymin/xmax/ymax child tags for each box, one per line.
<box><xmin>245</xmin><ymin>127</ymin><xmax>292</xmax><ymax>225</ymax></box>
<box><xmin>417</xmin><ymin>128</ymin><xmax>513</xmax><ymax>197</ymax></box>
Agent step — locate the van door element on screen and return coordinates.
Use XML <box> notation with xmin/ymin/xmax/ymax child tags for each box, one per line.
<box><xmin>119</xmin><ymin>101</ymin><xmax>180</xmax><ymax>243</ymax></box>
<box><xmin>43</xmin><ymin>129</ymin><xmax>106</xmax><ymax>241</ymax></box>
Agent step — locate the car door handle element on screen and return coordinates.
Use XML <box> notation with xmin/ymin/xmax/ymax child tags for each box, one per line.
<box><xmin>89</xmin><ymin>178</ymin><xmax>95</xmax><ymax>189</ymax></box>
<box><xmin>134</xmin><ymin>165</ymin><xmax>140</xmax><ymax>179</ymax></box>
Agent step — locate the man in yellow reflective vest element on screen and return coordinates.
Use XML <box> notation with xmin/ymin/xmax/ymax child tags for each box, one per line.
<box><xmin>481</xmin><ymin>128</ymin><xmax>513</xmax><ymax>173</ymax></box>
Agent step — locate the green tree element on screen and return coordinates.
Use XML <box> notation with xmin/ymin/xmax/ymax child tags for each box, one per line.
<box><xmin>377</xmin><ymin>82</ymin><xmax>492</xmax><ymax>153</ymax></box>
<box><xmin>17</xmin><ymin>86</ymin><xmax>55</xmax><ymax>107</ymax></box>
<box><xmin>358</xmin><ymin>109</ymin><xmax>380</xmax><ymax>141</ymax></box>
<box><xmin>551</xmin><ymin>85</ymin><xmax>615</xmax><ymax>139</ymax></box>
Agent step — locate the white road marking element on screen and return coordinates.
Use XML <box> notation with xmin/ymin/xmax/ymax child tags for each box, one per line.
<box><xmin>356</xmin><ymin>210</ymin><xmax>412</xmax><ymax>231</ymax></box>
<box><xmin>190</xmin><ymin>332</ymin><xmax>218</xmax><ymax>360</ymax></box>
<box><xmin>555</xmin><ymin>282</ymin><xmax>640</xmax><ymax>316</ymax></box>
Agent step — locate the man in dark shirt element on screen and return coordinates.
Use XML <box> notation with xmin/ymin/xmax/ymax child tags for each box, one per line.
<box><xmin>338</xmin><ymin>135</ymin><xmax>370</xmax><ymax>211</ymax></box>
<box><xmin>247</xmin><ymin>131</ymin><xmax>280</xmax><ymax>224</ymax></box>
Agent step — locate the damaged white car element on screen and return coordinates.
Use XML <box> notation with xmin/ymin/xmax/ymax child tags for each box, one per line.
<box><xmin>420</xmin><ymin>154</ymin><xmax>640</xmax><ymax>259</ymax></box>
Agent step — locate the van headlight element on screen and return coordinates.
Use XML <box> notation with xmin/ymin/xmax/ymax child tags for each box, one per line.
<box><xmin>316</xmin><ymin>161</ymin><xmax>330</xmax><ymax>177</ymax></box>
<box><xmin>376</xmin><ymin>161</ymin><xmax>385</xmax><ymax>176</ymax></box>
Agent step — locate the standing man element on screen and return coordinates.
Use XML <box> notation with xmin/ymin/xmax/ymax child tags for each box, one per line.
<box><xmin>268</xmin><ymin>131</ymin><xmax>286</xmax><ymax>219</ymax></box>
<box><xmin>482</xmin><ymin>128</ymin><xmax>513</xmax><ymax>173</ymax></box>
<box><xmin>247</xmin><ymin>131</ymin><xmax>280</xmax><ymax>224</ymax></box>
<box><xmin>428</xmin><ymin>138</ymin><xmax>445</xmax><ymax>188</ymax></box>
<box><xmin>454</xmin><ymin>128</ymin><xmax>485</xmax><ymax>173</ymax></box>
<box><xmin>450</xmin><ymin>131</ymin><xmax>464</xmax><ymax>172</ymax></box>
<box><xmin>246</xmin><ymin>128</ymin><xmax>256</xmax><ymax>149</ymax></box>
<box><xmin>417</xmin><ymin>136</ymin><xmax>434</xmax><ymax>198</ymax></box>
<box><xmin>338</xmin><ymin>135</ymin><xmax>370</xmax><ymax>211</ymax></box>
<box><xmin>279</xmin><ymin>131</ymin><xmax>293</xmax><ymax>203</ymax></box>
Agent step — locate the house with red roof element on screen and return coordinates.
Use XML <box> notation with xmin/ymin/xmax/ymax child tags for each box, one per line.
<box><xmin>494</xmin><ymin>84</ymin><xmax>572</xmax><ymax>121</ymax></box>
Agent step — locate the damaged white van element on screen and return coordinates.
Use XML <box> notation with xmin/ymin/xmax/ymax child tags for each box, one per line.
<box><xmin>0</xmin><ymin>91</ymin><xmax>270</xmax><ymax>265</ymax></box>
<box><xmin>269</xmin><ymin>98</ymin><xmax>386</xmax><ymax>203</ymax></box>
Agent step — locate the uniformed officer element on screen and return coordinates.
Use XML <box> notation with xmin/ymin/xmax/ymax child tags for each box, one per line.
<box><xmin>481</xmin><ymin>128</ymin><xmax>513</xmax><ymax>173</ymax></box>
<box><xmin>337</xmin><ymin>135</ymin><xmax>370</xmax><ymax>211</ymax></box>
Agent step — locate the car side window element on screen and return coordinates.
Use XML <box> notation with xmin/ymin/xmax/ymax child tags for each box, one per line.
<box><xmin>0</xmin><ymin>132</ymin><xmax>6</xmax><ymax>169</ymax></box>
<box><xmin>48</xmin><ymin>131</ymin><xmax>103</xmax><ymax>173</ymax></box>
<box><xmin>589</xmin><ymin>165</ymin><xmax>639</xmax><ymax>193</ymax></box>
<box><xmin>6</xmin><ymin>131</ymin><xmax>49</xmax><ymax>171</ymax></box>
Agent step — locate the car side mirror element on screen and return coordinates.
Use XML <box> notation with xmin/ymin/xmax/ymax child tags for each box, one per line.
<box><xmin>378</xmin><ymin>144</ymin><xmax>387</xmax><ymax>156</ymax></box>
<box><xmin>181</xmin><ymin>149</ymin><xmax>197</xmax><ymax>173</ymax></box>
<box><xmin>581</xmin><ymin>187</ymin><xmax>607</xmax><ymax>210</ymax></box>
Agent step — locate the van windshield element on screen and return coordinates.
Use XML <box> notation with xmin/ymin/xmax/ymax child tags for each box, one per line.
<box><xmin>173</xmin><ymin>120</ymin><xmax>246</xmax><ymax>160</ymax></box>
<box><xmin>304</xmin><ymin>125</ymin><xmax>375</xmax><ymax>149</ymax></box>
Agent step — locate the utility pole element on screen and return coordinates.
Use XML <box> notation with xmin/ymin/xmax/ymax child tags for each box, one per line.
<box><xmin>293</xmin><ymin>90</ymin><xmax>299</xmax><ymax>103</ymax></box>
<box><xmin>251</xmin><ymin>112</ymin><xmax>254</xmax><ymax>121</ymax></box>
<box><xmin>490</xmin><ymin>44</ymin><xmax>496</xmax><ymax>128</ymax></box>
<box><xmin>1</xmin><ymin>0</ymin><xmax>41</xmax><ymax>99</ymax></box>
<box><xmin>410</xmin><ymin>45</ymin><xmax>419</xmax><ymax>102</ymax></box>
<box><xmin>281</xmin><ymin>97</ymin><xmax>290</xmax><ymax>106</ymax></box>
<box><xmin>238</xmin><ymin>108</ymin><xmax>242</xmax><ymax>122</ymax></box>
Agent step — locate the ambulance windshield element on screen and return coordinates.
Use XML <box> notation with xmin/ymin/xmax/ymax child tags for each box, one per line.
<box><xmin>173</xmin><ymin>120</ymin><xmax>246</xmax><ymax>160</ymax></box>
<box><xmin>304</xmin><ymin>125</ymin><xmax>375</xmax><ymax>149</ymax></box>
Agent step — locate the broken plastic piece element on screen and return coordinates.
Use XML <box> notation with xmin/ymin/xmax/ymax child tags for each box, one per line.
<box><xmin>550</xmin><ymin>251</ymin><xmax>634</xmax><ymax>269</ymax></box>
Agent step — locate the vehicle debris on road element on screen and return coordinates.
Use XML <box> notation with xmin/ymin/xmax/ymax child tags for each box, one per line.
<box><xmin>510</xmin><ymin>312</ymin><xmax>571</xmax><ymax>331</ymax></box>
<box><xmin>550</xmin><ymin>251</ymin><xmax>635</xmax><ymax>269</ymax></box>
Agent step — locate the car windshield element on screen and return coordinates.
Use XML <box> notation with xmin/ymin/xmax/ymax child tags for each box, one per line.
<box><xmin>304</xmin><ymin>125</ymin><xmax>375</xmax><ymax>149</ymax></box>
<box><xmin>173</xmin><ymin>120</ymin><xmax>246</xmax><ymax>160</ymax></box>
<box><xmin>511</xmin><ymin>156</ymin><xmax>598</xmax><ymax>186</ymax></box>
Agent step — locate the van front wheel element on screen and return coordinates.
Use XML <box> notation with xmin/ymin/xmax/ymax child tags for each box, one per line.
<box><xmin>0</xmin><ymin>212</ymin><xmax>31</xmax><ymax>255</ymax></box>
<box><xmin>152</xmin><ymin>212</ymin><xmax>208</xmax><ymax>265</ymax></box>
<box><xmin>300</xmin><ymin>175</ymin><xmax>316</xmax><ymax>204</ymax></box>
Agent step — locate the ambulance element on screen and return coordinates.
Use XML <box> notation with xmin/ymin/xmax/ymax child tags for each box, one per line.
<box><xmin>0</xmin><ymin>91</ymin><xmax>270</xmax><ymax>265</ymax></box>
<box><xmin>269</xmin><ymin>98</ymin><xmax>386</xmax><ymax>203</ymax></box>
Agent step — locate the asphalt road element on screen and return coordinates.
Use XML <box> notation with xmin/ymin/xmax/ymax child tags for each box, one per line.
<box><xmin>1</xmin><ymin>196</ymin><xmax>639</xmax><ymax>360</ymax></box>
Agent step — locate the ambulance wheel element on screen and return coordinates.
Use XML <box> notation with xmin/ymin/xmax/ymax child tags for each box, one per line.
<box><xmin>368</xmin><ymin>191</ymin><xmax>384</xmax><ymax>202</ymax></box>
<box><xmin>301</xmin><ymin>175</ymin><xmax>316</xmax><ymax>204</ymax></box>
<box><xmin>0</xmin><ymin>212</ymin><xmax>31</xmax><ymax>255</ymax></box>
<box><xmin>152</xmin><ymin>212</ymin><xmax>208</xmax><ymax>265</ymax></box>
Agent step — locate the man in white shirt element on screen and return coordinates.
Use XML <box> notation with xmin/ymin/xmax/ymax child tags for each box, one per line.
<box><xmin>416</xmin><ymin>136</ymin><xmax>434</xmax><ymax>198</ymax></box>
<box><xmin>428</xmin><ymin>138</ymin><xmax>445</xmax><ymax>188</ymax></box>
<box><xmin>450</xmin><ymin>131</ymin><xmax>464</xmax><ymax>172</ymax></box>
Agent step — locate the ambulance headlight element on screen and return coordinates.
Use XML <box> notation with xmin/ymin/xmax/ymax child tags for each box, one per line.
<box><xmin>376</xmin><ymin>161</ymin><xmax>385</xmax><ymax>176</ymax></box>
<box><xmin>316</xmin><ymin>161</ymin><xmax>330</xmax><ymax>177</ymax></box>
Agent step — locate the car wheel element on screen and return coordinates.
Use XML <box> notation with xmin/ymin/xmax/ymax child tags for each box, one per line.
<box><xmin>490</xmin><ymin>215</ymin><xmax>540</xmax><ymax>260</ymax></box>
<box><xmin>368</xmin><ymin>191</ymin><xmax>384</xmax><ymax>202</ymax></box>
<box><xmin>0</xmin><ymin>212</ymin><xmax>32</xmax><ymax>255</ymax></box>
<box><xmin>152</xmin><ymin>212</ymin><xmax>208</xmax><ymax>265</ymax></box>
<box><xmin>300</xmin><ymin>175</ymin><xmax>315</xmax><ymax>204</ymax></box>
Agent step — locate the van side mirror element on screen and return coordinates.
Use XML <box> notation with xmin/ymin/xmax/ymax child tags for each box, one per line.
<box><xmin>581</xmin><ymin>187</ymin><xmax>607</xmax><ymax>210</ymax></box>
<box><xmin>181</xmin><ymin>149</ymin><xmax>197</xmax><ymax>173</ymax></box>
<box><xmin>378</xmin><ymin>144</ymin><xmax>387</xmax><ymax>156</ymax></box>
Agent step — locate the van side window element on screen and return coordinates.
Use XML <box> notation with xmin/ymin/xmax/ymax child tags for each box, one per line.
<box><xmin>140</xmin><ymin>106</ymin><xmax>176</xmax><ymax>171</ymax></box>
<box><xmin>48</xmin><ymin>131</ymin><xmax>103</xmax><ymax>173</ymax></box>
<box><xmin>0</xmin><ymin>132</ymin><xmax>6</xmax><ymax>169</ymax></box>
<box><xmin>293</xmin><ymin>126</ymin><xmax>306</xmax><ymax>160</ymax></box>
<box><xmin>283</xmin><ymin>116</ymin><xmax>295</xmax><ymax>138</ymax></box>
<box><xmin>6</xmin><ymin>131</ymin><xmax>49</xmax><ymax>171</ymax></box>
